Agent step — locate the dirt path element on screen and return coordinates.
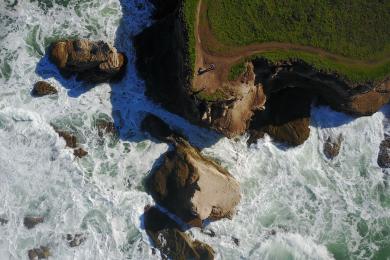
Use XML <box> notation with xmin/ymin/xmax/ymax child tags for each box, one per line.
<box><xmin>192</xmin><ymin>0</ymin><xmax>389</xmax><ymax>93</ymax></box>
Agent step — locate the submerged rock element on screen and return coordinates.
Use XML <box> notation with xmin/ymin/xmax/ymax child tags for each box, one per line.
<box><xmin>65</xmin><ymin>233</ymin><xmax>87</xmax><ymax>247</ymax></box>
<box><xmin>73</xmin><ymin>148</ymin><xmax>88</xmax><ymax>158</ymax></box>
<box><xmin>378</xmin><ymin>138</ymin><xmax>390</xmax><ymax>168</ymax></box>
<box><xmin>95</xmin><ymin>119</ymin><xmax>118</xmax><ymax>137</ymax></box>
<box><xmin>323</xmin><ymin>135</ymin><xmax>343</xmax><ymax>159</ymax></box>
<box><xmin>28</xmin><ymin>246</ymin><xmax>51</xmax><ymax>260</ymax></box>
<box><xmin>50</xmin><ymin>39</ymin><xmax>126</xmax><ymax>83</ymax></box>
<box><xmin>0</xmin><ymin>218</ymin><xmax>8</xmax><ymax>225</ymax></box>
<box><xmin>147</xmin><ymin>136</ymin><xmax>241</xmax><ymax>226</ymax></box>
<box><xmin>32</xmin><ymin>81</ymin><xmax>58</xmax><ymax>96</ymax></box>
<box><xmin>55</xmin><ymin>130</ymin><xmax>77</xmax><ymax>148</ymax></box>
<box><xmin>144</xmin><ymin>206</ymin><xmax>214</xmax><ymax>260</ymax></box>
<box><xmin>24</xmin><ymin>216</ymin><xmax>44</xmax><ymax>229</ymax></box>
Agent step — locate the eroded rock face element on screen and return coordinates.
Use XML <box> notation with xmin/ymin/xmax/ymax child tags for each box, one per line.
<box><xmin>24</xmin><ymin>216</ymin><xmax>44</xmax><ymax>229</ymax></box>
<box><xmin>378</xmin><ymin>137</ymin><xmax>390</xmax><ymax>168</ymax></box>
<box><xmin>28</xmin><ymin>246</ymin><xmax>51</xmax><ymax>260</ymax></box>
<box><xmin>50</xmin><ymin>39</ymin><xmax>126</xmax><ymax>83</ymax></box>
<box><xmin>32</xmin><ymin>81</ymin><xmax>58</xmax><ymax>96</ymax></box>
<box><xmin>144</xmin><ymin>206</ymin><xmax>214</xmax><ymax>260</ymax></box>
<box><xmin>324</xmin><ymin>135</ymin><xmax>343</xmax><ymax>159</ymax></box>
<box><xmin>147</xmin><ymin>137</ymin><xmax>240</xmax><ymax>226</ymax></box>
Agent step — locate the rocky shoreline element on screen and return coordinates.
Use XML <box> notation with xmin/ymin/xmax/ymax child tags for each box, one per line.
<box><xmin>135</xmin><ymin>0</ymin><xmax>390</xmax><ymax>146</ymax></box>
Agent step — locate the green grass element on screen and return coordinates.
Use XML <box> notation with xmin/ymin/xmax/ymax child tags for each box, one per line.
<box><xmin>183</xmin><ymin>0</ymin><xmax>198</xmax><ymax>76</ymax></box>
<box><xmin>206</xmin><ymin>0</ymin><xmax>390</xmax><ymax>60</ymax></box>
<box><xmin>228</xmin><ymin>62</ymin><xmax>247</xmax><ymax>81</ymax></box>
<box><xmin>230</xmin><ymin>51</ymin><xmax>390</xmax><ymax>83</ymax></box>
<box><xmin>195</xmin><ymin>88</ymin><xmax>229</xmax><ymax>101</ymax></box>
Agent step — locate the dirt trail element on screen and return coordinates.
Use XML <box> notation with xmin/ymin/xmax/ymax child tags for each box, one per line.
<box><xmin>192</xmin><ymin>0</ymin><xmax>389</xmax><ymax>93</ymax></box>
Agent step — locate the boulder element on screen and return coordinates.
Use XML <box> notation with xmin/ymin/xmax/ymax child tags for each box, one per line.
<box><xmin>32</xmin><ymin>81</ymin><xmax>58</xmax><ymax>96</ymax></box>
<box><xmin>28</xmin><ymin>246</ymin><xmax>51</xmax><ymax>260</ymax></box>
<box><xmin>323</xmin><ymin>135</ymin><xmax>343</xmax><ymax>159</ymax></box>
<box><xmin>378</xmin><ymin>138</ymin><xmax>390</xmax><ymax>168</ymax></box>
<box><xmin>50</xmin><ymin>39</ymin><xmax>126</xmax><ymax>83</ymax></box>
<box><xmin>144</xmin><ymin>206</ymin><xmax>214</xmax><ymax>260</ymax></box>
<box><xmin>65</xmin><ymin>233</ymin><xmax>86</xmax><ymax>247</ymax></box>
<box><xmin>147</xmin><ymin>137</ymin><xmax>241</xmax><ymax>226</ymax></box>
<box><xmin>24</xmin><ymin>216</ymin><xmax>44</xmax><ymax>229</ymax></box>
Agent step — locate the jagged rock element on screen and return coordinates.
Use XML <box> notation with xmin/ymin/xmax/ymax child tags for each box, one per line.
<box><xmin>50</xmin><ymin>39</ymin><xmax>126</xmax><ymax>83</ymax></box>
<box><xmin>378</xmin><ymin>138</ymin><xmax>390</xmax><ymax>168</ymax></box>
<box><xmin>323</xmin><ymin>135</ymin><xmax>343</xmax><ymax>159</ymax></box>
<box><xmin>32</xmin><ymin>81</ymin><xmax>58</xmax><ymax>96</ymax></box>
<box><xmin>141</xmin><ymin>113</ymin><xmax>182</xmax><ymax>142</ymax></box>
<box><xmin>0</xmin><ymin>218</ymin><xmax>8</xmax><ymax>225</ymax></box>
<box><xmin>55</xmin><ymin>130</ymin><xmax>77</xmax><ymax>148</ymax></box>
<box><xmin>24</xmin><ymin>216</ymin><xmax>44</xmax><ymax>229</ymax></box>
<box><xmin>73</xmin><ymin>148</ymin><xmax>88</xmax><ymax>158</ymax></box>
<box><xmin>65</xmin><ymin>233</ymin><xmax>86</xmax><ymax>247</ymax></box>
<box><xmin>28</xmin><ymin>246</ymin><xmax>51</xmax><ymax>260</ymax></box>
<box><xmin>144</xmin><ymin>206</ymin><xmax>214</xmax><ymax>260</ymax></box>
<box><xmin>147</xmin><ymin>137</ymin><xmax>241</xmax><ymax>226</ymax></box>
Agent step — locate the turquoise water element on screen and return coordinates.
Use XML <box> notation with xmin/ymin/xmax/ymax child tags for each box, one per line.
<box><xmin>0</xmin><ymin>0</ymin><xmax>389</xmax><ymax>259</ymax></box>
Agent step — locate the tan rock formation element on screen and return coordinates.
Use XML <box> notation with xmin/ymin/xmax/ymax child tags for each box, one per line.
<box><xmin>50</xmin><ymin>39</ymin><xmax>126</xmax><ymax>83</ymax></box>
<box><xmin>148</xmin><ymin>137</ymin><xmax>240</xmax><ymax>226</ymax></box>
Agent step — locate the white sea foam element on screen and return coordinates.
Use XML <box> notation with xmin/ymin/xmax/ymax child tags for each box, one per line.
<box><xmin>0</xmin><ymin>0</ymin><xmax>389</xmax><ymax>259</ymax></box>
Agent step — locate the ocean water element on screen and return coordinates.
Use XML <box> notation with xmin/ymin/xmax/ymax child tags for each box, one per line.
<box><xmin>0</xmin><ymin>0</ymin><xmax>389</xmax><ymax>259</ymax></box>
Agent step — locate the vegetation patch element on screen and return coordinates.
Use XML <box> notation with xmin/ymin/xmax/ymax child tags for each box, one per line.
<box><xmin>196</xmin><ymin>88</ymin><xmax>229</xmax><ymax>102</ymax></box>
<box><xmin>206</xmin><ymin>0</ymin><xmax>390</xmax><ymax>60</ymax></box>
<box><xmin>228</xmin><ymin>62</ymin><xmax>246</xmax><ymax>81</ymax></box>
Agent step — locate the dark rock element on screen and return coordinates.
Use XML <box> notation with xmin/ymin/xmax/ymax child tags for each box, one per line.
<box><xmin>55</xmin><ymin>130</ymin><xmax>77</xmax><ymax>148</ymax></box>
<box><xmin>0</xmin><ymin>218</ymin><xmax>8</xmax><ymax>225</ymax></box>
<box><xmin>323</xmin><ymin>135</ymin><xmax>343</xmax><ymax>159</ymax></box>
<box><xmin>141</xmin><ymin>113</ymin><xmax>182</xmax><ymax>142</ymax></box>
<box><xmin>378</xmin><ymin>138</ymin><xmax>390</xmax><ymax>168</ymax></box>
<box><xmin>65</xmin><ymin>233</ymin><xmax>86</xmax><ymax>247</ymax></box>
<box><xmin>24</xmin><ymin>216</ymin><xmax>44</xmax><ymax>229</ymax></box>
<box><xmin>50</xmin><ymin>39</ymin><xmax>127</xmax><ymax>83</ymax></box>
<box><xmin>28</xmin><ymin>246</ymin><xmax>51</xmax><ymax>260</ymax></box>
<box><xmin>201</xmin><ymin>228</ymin><xmax>216</xmax><ymax>237</ymax></box>
<box><xmin>144</xmin><ymin>206</ymin><xmax>214</xmax><ymax>260</ymax></box>
<box><xmin>147</xmin><ymin>137</ymin><xmax>240</xmax><ymax>226</ymax></box>
<box><xmin>73</xmin><ymin>148</ymin><xmax>88</xmax><ymax>158</ymax></box>
<box><xmin>32</xmin><ymin>81</ymin><xmax>58</xmax><ymax>96</ymax></box>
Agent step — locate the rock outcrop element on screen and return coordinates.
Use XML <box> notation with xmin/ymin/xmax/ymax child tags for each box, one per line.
<box><xmin>50</xmin><ymin>39</ymin><xmax>126</xmax><ymax>83</ymax></box>
<box><xmin>144</xmin><ymin>206</ymin><xmax>214</xmax><ymax>260</ymax></box>
<box><xmin>323</xmin><ymin>135</ymin><xmax>343</xmax><ymax>159</ymax></box>
<box><xmin>24</xmin><ymin>216</ymin><xmax>44</xmax><ymax>229</ymax></box>
<box><xmin>28</xmin><ymin>246</ymin><xmax>51</xmax><ymax>260</ymax></box>
<box><xmin>32</xmin><ymin>81</ymin><xmax>58</xmax><ymax>96</ymax></box>
<box><xmin>147</xmin><ymin>136</ymin><xmax>240</xmax><ymax>226</ymax></box>
<box><xmin>54</xmin><ymin>129</ymin><xmax>88</xmax><ymax>158</ymax></box>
